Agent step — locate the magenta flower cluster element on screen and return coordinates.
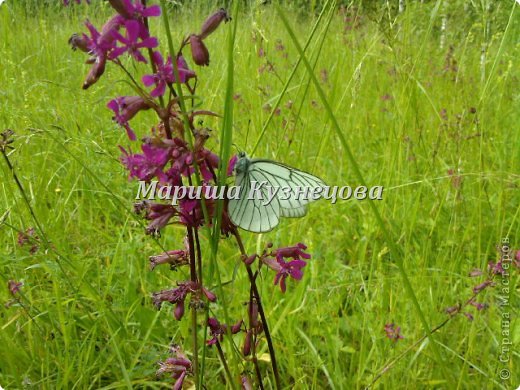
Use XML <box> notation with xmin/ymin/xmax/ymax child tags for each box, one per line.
<box><xmin>69</xmin><ymin>2</ymin><xmax>312</xmax><ymax>388</ymax></box>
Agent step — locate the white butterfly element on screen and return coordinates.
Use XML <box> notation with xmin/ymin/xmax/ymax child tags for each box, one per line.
<box><xmin>228</xmin><ymin>152</ymin><xmax>326</xmax><ymax>232</ymax></box>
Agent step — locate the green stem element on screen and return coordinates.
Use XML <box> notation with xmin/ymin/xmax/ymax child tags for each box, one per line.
<box><xmin>234</xmin><ymin>232</ymin><xmax>281</xmax><ymax>389</ymax></box>
<box><xmin>216</xmin><ymin>341</ymin><xmax>234</xmax><ymax>386</ymax></box>
<box><xmin>275</xmin><ymin>3</ymin><xmax>449</xmax><ymax>382</ymax></box>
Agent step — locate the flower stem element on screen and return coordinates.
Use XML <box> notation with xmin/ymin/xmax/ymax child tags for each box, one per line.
<box><xmin>191</xmin><ymin>308</ymin><xmax>199</xmax><ymax>388</ymax></box>
<box><xmin>249</xmin><ymin>286</ymin><xmax>265</xmax><ymax>390</ymax></box>
<box><xmin>186</xmin><ymin>226</ymin><xmax>199</xmax><ymax>388</ymax></box>
<box><xmin>216</xmin><ymin>341</ymin><xmax>234</xmax><ymax>386</ymax></box>
<box><xmin>234</xmin><ymin>232</ymin><xmax>281</xmax><ymax>389</ymax></box>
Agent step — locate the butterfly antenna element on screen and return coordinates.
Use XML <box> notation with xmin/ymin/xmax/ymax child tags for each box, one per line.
<box><xmin>232</xmin><ymin>143</ymin><xmax>242</xmax><ymax>154</ymax></box>
<box><xmin>244</xmin><ymin>119</ymin><xmax>252</xmax><ymax>151</ymax></box>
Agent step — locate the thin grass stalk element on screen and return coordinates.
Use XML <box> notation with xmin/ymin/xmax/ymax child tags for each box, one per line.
<box><xmin>250</xmin><ymin>0</ymin><xmax>332</xmax><ymax>155</ymax></box>
<box><xmin>201</xmin><ymin>1</ymin><xmax>243</xmax><ymax>387</ymax></box>
<box><xmin>274</xmin><ymin>4</ymin><xmax>451</xmax><ymax>382</ymax></box>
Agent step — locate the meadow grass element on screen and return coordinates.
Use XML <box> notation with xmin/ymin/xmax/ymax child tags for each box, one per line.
<box><xmin>0</xmin><ymin>1</ymin><xmax>519</xmax><ymax>388</ymax></box>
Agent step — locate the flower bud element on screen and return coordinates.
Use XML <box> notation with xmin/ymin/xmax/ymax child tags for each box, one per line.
<box><xmin>248</xmin><ymin>300</ymin><xmax>259</xmax><ymax>328</ymax></box>
<box><xmin>108</xmin><ymin>0</ymin><xmax>132</xmax><ymax>18</ymax></box>
<box><xmin>174</xmin><ymin>301</ymin><xmax>185</xmax><ymax>320</ymax></box>
<box><xmin>149</xmin><ymin>249</ymin><xmax>188</xmax><ymax>270</ymax></box>
<box><xmin>231</xmin><ymin>319</ymin><xmax>243</xmax><ymax>334</ymax></box>
<box><xmin>472</xmin><ymin>280</ymin><xmax>494</xmax><ymax>294</ymax></box>
<box><xmin>99</xmin><ymin>14</ymin><xmax>125</xmax><ymax>47</ymax></box>
<box><xmin>444</xmin><ymin>305</ymin><xmax>460</xmax><ymax>315</ymax></box>
<box><xmin>68</xmin><ymin>33</ymin><xmax>89</xmax><ymax>52</ymax></box>
<box><xmin>243</xmin><ymin>254</ymin><xmax>257</xmax><ymax>265</ymax></box>
<box><xmin>8</xmin><ymin>280</ymin><xmax>23</xmax><ymax>295</ymax></box>
<box><xmin>189</xmin><ymin>34</ymin><xmax>210</xmax><ymax>66</ymax></box>
<box><xmin>202</xmin><ymin>287</ymin><xmax>217</xmax><ymax>302</ymax></box>
<box><xmin>83</xmin><ymin>54</ymin><xmax>106</xmax><ymax>89</ymax></box>
<box><xmin>200</xmin><ymin>8</ymin><xmax>231</xmax><ymax>40</ymax></box>
<box><xmin>242</xmin><ymin>330</ymin><xmax>252</xmax><ymax>356</ymax></box>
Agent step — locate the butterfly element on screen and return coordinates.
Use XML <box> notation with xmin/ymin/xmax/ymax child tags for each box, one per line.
<box><xmin>228</xmin><ymin>152</ymin><xmax>326</xmax><ymax>232</ymax></box>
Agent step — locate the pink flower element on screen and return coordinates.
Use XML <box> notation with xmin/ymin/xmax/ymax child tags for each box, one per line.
<box><xmin>259</xmin><ymin>243</ymin><xmax>312</xmax><ymax>292</ymax></box>
<box><xmin>143</xmin><ymin>203</ymin><xmax>177</xmax><ymax>236</ymax></box>
<box><xmin>273</xmin><ymin>242</ymin><xmax>311</xmax><ymax>262</ymax></box>
<box><xmin>227</xmin><ymin>154</ymin><xmax>238</xmax><ymax>176</ymax></box>
<box><xmin>152</xmin><ymin>281</ymin><xmax>216</xmax><ymax>320</ymax></box>
<box><xmin>262</xmin><ymin>256</ymin><xmax>307</xmax><ymax>293</ymax></box>
<box><xmin>8</xmin><ymin>280</ymin><xmax>23</xmax><ymax>295</ymax></box>
<box><xmin>107</xmin><ymin>96</ymin><xmax>151</xmax><ymax>140</ymax></box>
<box><xmin>142</xmin><ymin>52</ymin><xmax>195</xmax><ymax>97</ymax></box>
<box><xmin>152</xmin><ymin>281</ymin><xmax>199</xmax><ymax>320</ymax></box>
<box><xmin>488</xmin><ymin>261</ymin><xmax>505</xmax><ymax>275</ymax></box>
<box><xmin>207</xmin><ymin>317</ymin><xmax>242</xmax><ymax>346</ymax></box>
<box><xmin>384</xmin><ymin>323</ymin><xmax>404</xmax><ymax>342</ymax></box>
<box><xmin>149</xmin><ymin>246</ymin><xmax>189</xmax><ymax>270</ymax></box>
<box><xmin>83</xmin><ymin>18</ymin><xmax>119</xmax><ymax>57</ymax></box>
<box><xmin>156</xmin><ymin>345</ymin><xmax>192</xmax><ymax>390</ymax></box>
<box><xmin>119</xmin><ymin>143</ymin><xmax>171</xmax><ymax>181</ymax></box>
<box><xmin>121</xmin><ymin>0</ymin><xmax>161</xmax><ymax>20</ymax></box>
<box><xmin>109</xmin><ymin>20</ymin><xmax>158</xmax><ymax>63</ymax></box>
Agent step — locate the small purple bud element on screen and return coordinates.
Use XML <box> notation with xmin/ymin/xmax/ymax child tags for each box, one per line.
<box><xmin>149</xmin><ymin>250</ymin><xmax>188</xmax><ymax>270</ymax></box>
<box><xmin>83</xmin><ymin>55</ymin><xmax>106</xmax><ymax>89</ymax></box>
<box><xmin>384</xmin><ymin>323</ymin><xmax>404</xmax><ymax>342</ymax></box>
<box><xmin>227</xmin><ymin>154</ymin><xmax>238</xmax><ymax>176</ymax></box>
<box><xmin>189</xmin><ymin>34</ymin><xmax>210</xmax><ymax>66</ymax></box>
<box><xmin>470</xmin><ymin>300</ymin><xmax>488</xmax><ymax>311</ymax></box>
<box><xmin>199</xmin><ymin>8</ymin><xmax>231</xmax><ymax>40</ymax></box>
<box><xmin>463</xmin><ymin>312</ymin><xmax>474</xmax><ymax>321</ymax></box>
<box><xmin>472</xmin><ymin>280</ymin><xmax>494</xmax><ymax>294</ymax></box>
<box><xmin>468</xmin><ymin>268</ymin><xmax>483</xmax><ymax>277</ymax></box>
<box><xmin>173</xmin><ymin>372</ymin><xmax>187</xmax><ymax>390</ymax></box>
<box><xmin>243</xmin><ymin>254</ymin><xmax>257</xmax><ymax>265</ymax></box>
<box><xmin>8</xmin><ymin>280</ymin><xmax>23</xmax><ymax>295</ymax></box>
<box><xmin>108</xmin><ymin>0</ymin><xmax>132</xmax><ymax>18</ymax></box>
<box><xmin>208</xmin><ymin>317</ymin><xmax>220</xmax><ymax>329</ymax></box>
<box><xmin>202</xmin><ymin>287</ymin><xmax>217</xmax><ymax>302</ymax></box>
<box><xmin>231</xmin><ymin>319</ymin><xmax>243</xmax><ymax>334</ymax></box>
<box><xmin>248</xmin><ymin>300</ymin><xmax>259</xmax><ymax>328</ymax></box>
<box><xmin>174</xmin><ymin>301</ymin><xmax>185</xmax><ymax>320</ymax></box>
<box><xmin>68</xmin><ymin>33</ymin><xmax>89</xmax><ymax>52</ymax></box>
<box><xmin>445</xmin><ymin>305</ymin><xmax>460</xmax><ymax>315</ymax></box>
<box><xmin>243</xmin><ymin>330</ymin><xmax>252</xmax><ymax>356</ymax></box>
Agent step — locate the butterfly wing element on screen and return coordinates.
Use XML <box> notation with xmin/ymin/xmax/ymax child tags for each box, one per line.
<box><xmin>228</xmin><ymin>166</ymin><xmax>281</xmax><ymax>232</ymax></box>
<box><xmin>280</xmin><ymin>205</ymin><xmax>308</xmax><ymax>218</ymax></box>
<box><xmin>228</xmin><ymin>155</ymin><xmax>326</xmax><ymax>232</ymax></box>
<box><xmin>248</xmin><ymin>159</ymin><xmax>326</xmax><ymax>211</ymax></box>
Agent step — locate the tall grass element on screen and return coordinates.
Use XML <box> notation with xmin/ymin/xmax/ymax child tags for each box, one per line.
<box><xmin>0</xmin><ymin>0</ymin><xmax>518</xmax><ymax>388</ymax></box>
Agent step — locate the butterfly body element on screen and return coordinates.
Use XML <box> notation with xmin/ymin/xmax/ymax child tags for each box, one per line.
<box><xmin>228</xmin><ymin>152</ymin><xmax>326</xmax><ymax>232</ymax></box>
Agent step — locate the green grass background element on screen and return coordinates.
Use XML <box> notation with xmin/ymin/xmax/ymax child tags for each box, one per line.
<box><xmin>0</xmin><ymin>0</ymin><xmax>518</xmax><ymax>388</ymax></box>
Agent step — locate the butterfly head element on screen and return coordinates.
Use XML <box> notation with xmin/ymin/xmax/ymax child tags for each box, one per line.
<box><xmin>234</xmin><ymin>152</ymin><xmax>250</xmax><ymax>174</ymax></box>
